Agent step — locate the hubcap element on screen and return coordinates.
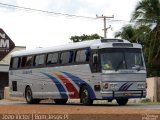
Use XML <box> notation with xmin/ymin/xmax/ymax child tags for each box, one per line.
<box><xmin>26</xmin><ymin>89</ymin><xmax>31</xmax><ymax>101</ymax></box>
<box><xmin>82</xmin><ymin>89</ymin><xmax>89</xmax><ymax>103</ymax></box>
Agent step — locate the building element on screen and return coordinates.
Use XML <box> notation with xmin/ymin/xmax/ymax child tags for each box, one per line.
<box><xmin>0</xmin><ymin>28</ymin><xmax>25</xmax><ymax>99</ymax></box>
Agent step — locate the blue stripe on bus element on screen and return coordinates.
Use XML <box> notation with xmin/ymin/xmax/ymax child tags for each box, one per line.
<box><xmin>41</xmin><ymin>72</ymin><xmax>68</xmax><ymax>98</ymax></box>
<box><xmin>119</xmin><ymin>82</ymin><xmax>133</xmax><ymax>91</ymax></box>
<box><xmin>61</xmin><ymin>71</ymin><xmax>96</xmax><ymax>99</ymax></box>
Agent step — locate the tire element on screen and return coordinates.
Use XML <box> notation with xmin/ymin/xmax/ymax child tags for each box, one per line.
<box><xmin>80</xmin><ymin>85</ymin><xmax>93</xmax><ymax>105</ymax></box>
<box><xmin>116</xmin><ymin>99</ymin><xmax>128</xmax><ymax>106</ymax></box>
<box><xmin>54</xmin><ymin>99</ymin><xmax>68</xmax><ymax>104</ymax></box>
<box><xmin>25</xmin><ymin>86</ymin><xmax>40</xmax><ymax>104</ymax></box>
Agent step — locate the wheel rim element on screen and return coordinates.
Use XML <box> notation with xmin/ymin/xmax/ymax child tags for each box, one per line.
<box><xmin>26</xmin><ymin>89</ymin><xmax>32</xmax><ymax>102</ymax></box>
<box><xmin>81</xmin><ymin>89</ymin><xmax>89</xmax><ymax>103</ymax></box>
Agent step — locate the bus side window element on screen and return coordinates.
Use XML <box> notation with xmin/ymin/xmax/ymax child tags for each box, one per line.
<box><xmin>34</xmin><ymin>54</ymin><xmax>45</xmax><ymax>66</ymax></box>
<box><xmin>75</xmin><ymin>49</ymin><xmax>89</xmax><ymax>63</ymax></box>
<box><xmin>75</xmin><ymin>50</ymin><xmax>81</xmax><ymax>62</ymax></box>
<box><xmin>25</xmin><ymin>56</ymin><xmax>33</xmax><ymax>67</ymax></box>
<box><xmin>11</xmin><ymin>57</ymin><xmax>20</xmax><ymax>69</ymax></box>
<box><xmin>34</xmin><ymin>55</ymin><xmax>45</xmax><ymax>66</ymax></box>
<box><xmin>85</xmin><ymin>48</ymin><xmax>91</xmax><ymax>62</ymax></box>
<box><xmin>47</xmin><ymin>54</ymin><xmax>52</xmax><ymax>64</ymax></box>
<box><xmin>39</xmin><ymin>55</ymin><xmax>45</xmax><ymax>65</ymax></box>
<box><xmin>21</xmin><ymin>56</ymin><xmax>27</xmax><ymax>67</ymax></box>
<box><xmin>47</xmin><ymin>53</ymin><xmax>58</xmax><ymax>65</ymax></box>
<box><xmin>60</xmin><ymin>51</ymin><xmax>73</xmax><ymax>64</ymax></box>
<box><xmin>69</xmin><ymin>51</ymin><xmax>73</xmax><ymax>63</ymax></box>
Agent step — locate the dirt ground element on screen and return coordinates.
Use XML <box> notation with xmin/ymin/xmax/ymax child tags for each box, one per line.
<box><xmin>0</xmin><ymin>100</ymin><xmax>160</xmax><ymax>120</ymax></box>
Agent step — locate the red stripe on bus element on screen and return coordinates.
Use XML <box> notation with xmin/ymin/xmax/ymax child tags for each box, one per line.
<box><xmin>53</xmin><ymin>72</ymin><xmax>79</xmax><ymax>98</ymax></box>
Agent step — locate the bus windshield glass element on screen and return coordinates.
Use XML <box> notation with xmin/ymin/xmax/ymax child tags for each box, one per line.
<box><xmin>100</xmin><ymin>48</ymin><xmax>145</xmax><ymax>71</ymax></box>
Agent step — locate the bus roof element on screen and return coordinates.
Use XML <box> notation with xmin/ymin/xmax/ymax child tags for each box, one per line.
<box><xmin>11</xmin><ymin>39</ymin><xmax>141</xmax><ymax>57</ymax></box>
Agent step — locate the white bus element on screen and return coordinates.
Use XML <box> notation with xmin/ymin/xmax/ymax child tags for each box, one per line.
<box><xmin>9</xmin><ymin>39</ymin><xmax>146</xmax><ymax>105</ymax></box>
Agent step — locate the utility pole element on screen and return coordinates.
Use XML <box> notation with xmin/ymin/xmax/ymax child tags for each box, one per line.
<box><xmin>96</xmin><ymin>15</ymin><xmax>114</xmax><ymax>39</ymax></box>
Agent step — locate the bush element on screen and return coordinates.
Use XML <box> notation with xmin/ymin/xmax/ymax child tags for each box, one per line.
<box><xmin>140</xmin><ymin>98</ymin><xmax>151</xmax><ymax>103</ymax></box>
<box><xmin>147</xmin><ymin>64</ymin><xmax>160</xmax><ymax>77</ymax></box>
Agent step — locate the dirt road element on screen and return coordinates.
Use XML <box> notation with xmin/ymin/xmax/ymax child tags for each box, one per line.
<box><xmin>0</xmin><ymin>100</ymin><xmax>160</xmax><ymax>120</ymax></box>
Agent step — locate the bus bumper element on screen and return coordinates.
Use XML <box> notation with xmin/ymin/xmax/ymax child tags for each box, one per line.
<box><xmin>101</xmin><ymin>90</ymin><xmax>146</xmax><ymax>100</ymax></box>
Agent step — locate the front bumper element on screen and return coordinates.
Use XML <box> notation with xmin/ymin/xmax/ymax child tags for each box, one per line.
<box><xmin>101</xmin><ymin>90</ymin><xmax>146</xmax><ymax>99</ymax></box>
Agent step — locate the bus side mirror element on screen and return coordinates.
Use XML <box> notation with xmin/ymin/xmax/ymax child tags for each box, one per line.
<box><xmin>93</xmin><ymin>56</ymin><xmax>98</xmax><ymax>65</ymax></box>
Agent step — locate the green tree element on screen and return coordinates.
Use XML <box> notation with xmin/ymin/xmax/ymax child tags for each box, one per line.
<box><xmin>114</xmin><ymin>25</ymin><xmax>136</xmax><ymax>42</ymax></box>
<box><xmin>70</xmin><ymin>34</ymin><xmax>102</xmax><ymax>42</ymax></box>
<box><xmin>114</xmin><ymin>25</ymin><xmax>151</xmax><ymax>48</ymax></box>
<box><xmin>131</xmin><ymin>0</ymin><xmax>160</xmax><ymax>64</ymax></box>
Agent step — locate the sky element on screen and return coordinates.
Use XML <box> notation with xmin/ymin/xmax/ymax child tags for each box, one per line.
<box><xmin>0</xmin><ymin>0</ymin><xmax>140</xmax><ymax>49</ymax></box>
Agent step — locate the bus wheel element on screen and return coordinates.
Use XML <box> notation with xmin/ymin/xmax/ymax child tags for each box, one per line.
<box><xmin>25</xmin><ymin>87</ymin><xmax>40</xmax><ymax>104</ymax></box>
<box><xmin>54</xmin><ymin>99</ymin><xmax>68</xmax><ymax>104</ymax></box>
<box><xmin>116</xmin><ymin>99</ymin><xmax>128</xmax><ymax>106</ymax></box>
<box><xmin>80</xmin><ymin>86</ymin><xmax>93</xmax><ymax>105</ymax></box>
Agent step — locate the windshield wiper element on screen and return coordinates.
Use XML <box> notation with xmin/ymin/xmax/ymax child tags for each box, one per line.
<box><xmin>115</xmin><ymin>52</ymin><xmax>128</xmax><ymax>71</ymax></box>
<box><xmin>132</xmin><ymin>65</ymin><xmax>141</xmax><ymax>71</ymax></box>
<box><xmin>115</xmin><ymin>58</ymin><xmax>124</xmax><ymax>71</ymax></box>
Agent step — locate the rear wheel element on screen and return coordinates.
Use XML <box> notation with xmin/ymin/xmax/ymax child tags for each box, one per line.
<box><xmin>80</xmin><ymin>86</ymin><xmax>93</xmax><ymax>105</ymax></box>
<box><xmin>116</xmin><ymin>99</ymin><xmax>128</xmax><ymax>106</ymax></box>
<box><xmin>25</xmin><ymin>87</ymin><xmax>40</xmax><ymax>104</ymax></box>
<box><xmin>54</xmin><ymin>99</ymin><xmax>68</xmax><ymax>104</ymax></box>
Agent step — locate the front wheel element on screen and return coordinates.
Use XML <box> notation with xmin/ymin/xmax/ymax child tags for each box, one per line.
<box><xmin>25</xmin><ymin>87</ymin><xmax>40</xmax><ymax>104</ymax></box>
<box><xmin>116</xmin><ymin>99</ymin><xmax>128</xmax><ymax>106</ymax></box>
<box><xmin>80</xmin><ymin>86</ymin><xmax>93</xmax><ymax>105</ymax></box>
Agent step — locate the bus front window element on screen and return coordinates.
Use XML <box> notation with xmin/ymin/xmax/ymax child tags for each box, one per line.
<box><xmin>101</xmin><ymin>52</ymin><xmax>124</xmax><ymax>70</ymax></box>
<box><xmin>100</xmin><ymin>48</ymin><xmax>145</xmax><ymax>71</ymax></box>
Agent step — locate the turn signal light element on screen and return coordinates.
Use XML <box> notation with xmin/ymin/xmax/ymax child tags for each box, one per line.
<box><xmin>103</xmin><ymin>83</ymin><xmax>109</xmax><ymax>89</ymax></box>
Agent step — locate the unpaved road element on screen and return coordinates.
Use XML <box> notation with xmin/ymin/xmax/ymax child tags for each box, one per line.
<box><xmin>0</xmin><ymin>100</ymin><xmax>160</xmax><ymax>120</ymax></box>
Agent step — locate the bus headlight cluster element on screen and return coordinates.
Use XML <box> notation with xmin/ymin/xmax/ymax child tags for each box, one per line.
<box><xmin>109</xmin><ymin>83</ymin><xmax>118</xmax><ymax>90</ymax></box>
<box><xmin>102</xmin><ymin>83</ymin><xmax>118</xmax><ymax>90</ymax></box>
<box><xmin>102</xmin><ymin>83</ymin><xmax>109</xmax><ymax>89</ymax></box>
<box><xmin>137</xmin><ymin>83</ymin><xmax>146</xmax><ymax>89</ymax></box>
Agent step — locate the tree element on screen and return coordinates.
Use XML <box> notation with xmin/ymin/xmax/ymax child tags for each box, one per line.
<box><xmin>131</xmin><ymin>0</ymin><xmax>160</xmax><ymax>64</ymax></box>
<box><xmin>114</xmin><ymin>25</ymin><xmax>136</xmax><ymax>42</ymax></box>
<box><xmin>114</xmin><ymin>25</ymin><xmax>151</xmax><ymax>48</ymax></box>
<box><xmin>130</xmin><ymin>0</ymin><xmax>160</xmax><ymax>77</ymax></box>
<box><xmin>70</xmin><ymin>34</ymin><xmax>102</xmax><ymax>42</ymax></box>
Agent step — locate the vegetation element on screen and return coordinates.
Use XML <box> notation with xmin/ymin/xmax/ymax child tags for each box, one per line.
<box><xmin>140</xmin><ymin>98</ymin><xmax>151</xmax><ymax>103</ymax></box>
<box><xmin>115</xmin><ymin>0</ymin><xmax>160</xmax><ymax>77</ymax></box>
<box><xmin>70</xmin><ymin>34</ymin><xmax>102</xmax><ymax>42</ymax></box>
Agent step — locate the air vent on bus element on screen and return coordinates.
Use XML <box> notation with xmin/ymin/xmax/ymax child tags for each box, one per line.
<box><xmin>101</xmin><ymin>39</ymin><xmax>124</xmax><ymax>43</ymax></box>
<box><xmin>112</xmin><ymin>43</ymin><xmax>133</xmax><ymax>47</ymax></box>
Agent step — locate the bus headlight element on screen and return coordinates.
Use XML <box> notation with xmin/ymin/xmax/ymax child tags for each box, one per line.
<box><xmin>110</xmin><ymin>83</ymin><xmax>118</xmax><ymax>90</ymax></box>
<box><xmin>102</xmin><ymin>83</ymin><xmax>109</xmax><ymax>89</ymax></box>
<box><xmin>137</xmin><ymin>83</ymin><xmax>146</xmax><ymax>89</ymax></box>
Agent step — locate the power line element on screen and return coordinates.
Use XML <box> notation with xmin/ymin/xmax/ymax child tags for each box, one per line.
<box><xmin>0</xmin><ymin>2</ymin><xmax>153</xmax><ymax>24</ymax></box>
<box><xmin>0</xmin><ymin>2</ymin><xmax>97</xmax><ymax>20</ymax></box>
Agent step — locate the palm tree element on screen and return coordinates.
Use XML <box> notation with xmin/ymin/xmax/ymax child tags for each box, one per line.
<box><xmin>114</xmin><ymin>25</ymin><xmax>151</xmax><ymax>46</ymax></box>
<box><xmin>114</xmin><ymin>25</ymin><xmax>151</xmax><ymax>61</ymax></box>
<box><xmin>114</xmin><ymin>25</ymin><xmax>136</xmax><ymax>42</ymax></box>
<box><xmin>131</xmin><ymin>0</ymin><xmax>160</xmax><ymax>64</ymax></box>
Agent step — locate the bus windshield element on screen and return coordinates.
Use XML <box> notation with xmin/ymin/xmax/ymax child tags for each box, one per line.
<box><xmin>100</xmin><ymin>48</ymin><xmax>145</xmax><ymax>71</ymax></box>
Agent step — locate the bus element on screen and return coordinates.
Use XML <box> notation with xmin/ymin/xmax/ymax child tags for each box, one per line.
<box><xmin>9</xmin><ymin>39</ymin><xmax>147</xmax><ymax>105</ymax></box>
